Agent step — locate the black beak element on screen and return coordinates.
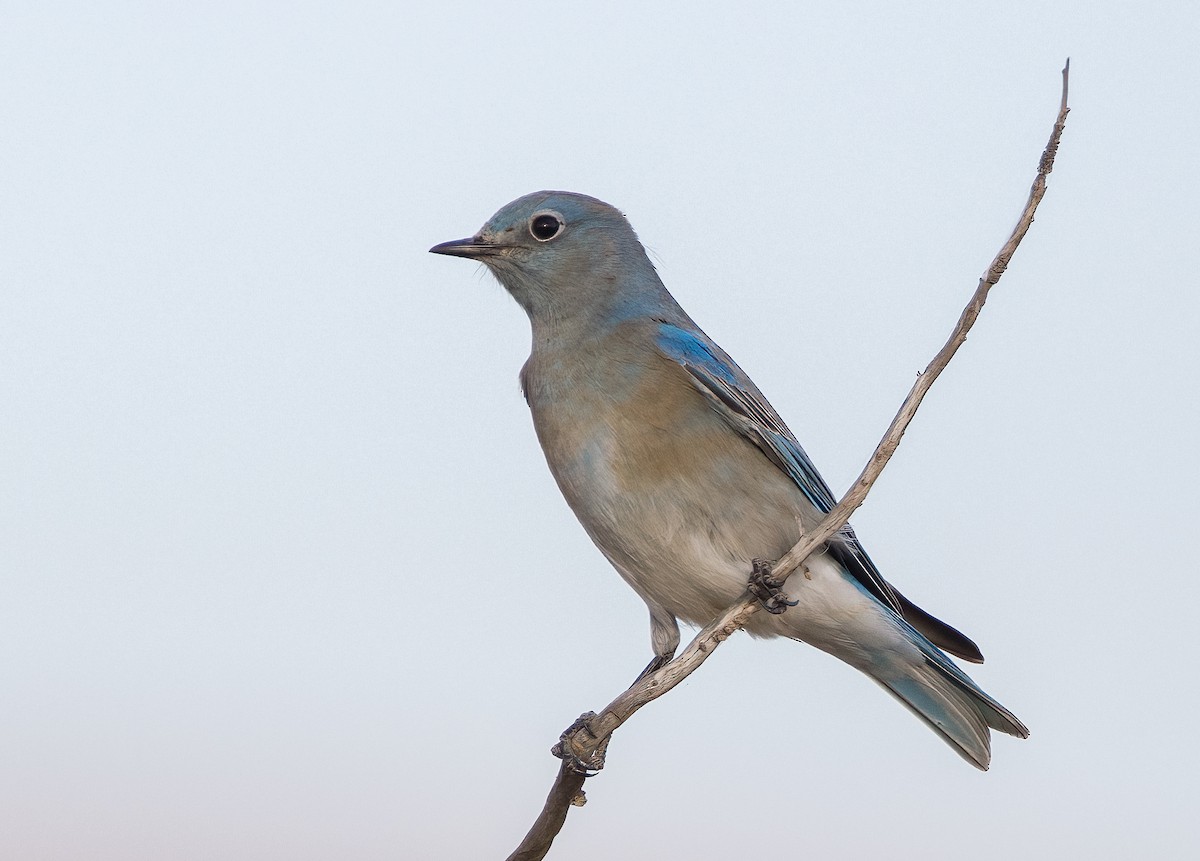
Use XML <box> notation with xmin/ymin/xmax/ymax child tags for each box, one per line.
<box><xmin>429</xmin><ymin>237</ymin><xmax>498</xmax><ymax>259</ymax></box>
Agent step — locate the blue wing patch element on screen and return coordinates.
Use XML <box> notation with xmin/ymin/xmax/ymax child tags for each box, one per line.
<box><xmin>653</xmin><ymin>323</ymin><xmax>839</xmax><ymax>512</ymax></box>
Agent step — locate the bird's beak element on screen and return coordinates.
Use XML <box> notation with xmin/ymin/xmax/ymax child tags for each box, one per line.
<box><xmin>429</xmin><ymin>237</ymin><xmax>499</xmax><ymax>259</ymax></box>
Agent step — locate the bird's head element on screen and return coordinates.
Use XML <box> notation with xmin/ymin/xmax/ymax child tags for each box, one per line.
<box><xmin>430</xmin><ymin>191</ymin><xmax>668</xmax><ymax>325</ymax></box>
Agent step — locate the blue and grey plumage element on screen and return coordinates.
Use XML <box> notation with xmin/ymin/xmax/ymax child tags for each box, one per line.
<box><xmin>431</xmin><ymin>191</ymin><xmax>1028</xmax><ymax>769</ymax></box>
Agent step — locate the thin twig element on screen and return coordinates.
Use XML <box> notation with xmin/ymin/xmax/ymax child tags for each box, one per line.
<box><xmin>505</xmin><ymin>61</ymin><xmax>1070</xmax><ymax>861</ymax></box>
<box><xmin>772</xmin><ymin>59</ymin><xmax>1071</xmax><ymax>586</ymax></box>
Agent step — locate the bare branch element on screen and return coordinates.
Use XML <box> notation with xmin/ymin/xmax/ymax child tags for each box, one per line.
<box><xmin>504</xmin><ymin>62</ymin><xmax>1070</xmax><ymax>861</ymax></box>
<box><xmin>504</xmin><ymin>762</ymin><xmax>586</xmax><ymax>861</ymax></box>
<box><xmin>773</xmin><ymin>60</ymin><xmax>1070</xmax><ymax>585</ymax></box>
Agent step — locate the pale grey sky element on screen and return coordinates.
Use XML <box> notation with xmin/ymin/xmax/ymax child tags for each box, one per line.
<box><xmin>3</xmin><ymin>2</ymin><xmax>1198</xmax><ymax>859</ymax></box>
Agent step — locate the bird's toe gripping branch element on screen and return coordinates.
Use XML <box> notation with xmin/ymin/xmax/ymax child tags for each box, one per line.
<box><xmin>552</xmin><ymin>712</ymin><xmax>609</xmax><ymax>776</ymax></box>
<box><xmin>747</xmin><ymin>558</ymin><xmax>798</xmax><ymax>615</ymax></box>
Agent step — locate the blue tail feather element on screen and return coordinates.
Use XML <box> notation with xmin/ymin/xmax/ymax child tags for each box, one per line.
<box><xmin>871</xmin><ymin>621</ymin><xmax>1028</xmax><ymax>770</ymax></box>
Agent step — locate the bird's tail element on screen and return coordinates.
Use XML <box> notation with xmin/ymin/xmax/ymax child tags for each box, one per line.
<box><xmin>868</xmin><ymin>626</ymin><xmax>1029</xmax><ymax>770</ymax></box>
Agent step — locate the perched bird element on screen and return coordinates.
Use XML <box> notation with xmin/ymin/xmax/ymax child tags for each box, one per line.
<box><xmin>431</xmin><ymin>191</ymin><xmax>1028</xmax><ymax>769</ymax></box>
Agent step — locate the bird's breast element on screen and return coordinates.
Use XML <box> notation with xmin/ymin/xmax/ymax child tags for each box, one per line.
<box><xmin>521</xmin><ymin>340</ymin><xmax>804</xmax><ymax>619</ymax></box>
<box><xmin>525</xmin><ymin>342</ymin><xmax>721</xmax><ymax>509</ymax></box>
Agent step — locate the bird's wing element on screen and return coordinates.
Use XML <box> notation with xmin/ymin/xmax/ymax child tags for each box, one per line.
<box><xmin>653</xmin><ymin>322</ymin><xmax>984</xmax><ymax>662</ymax></box>
<box><xmin>653</xmin><ymin>324</ymin><xmax>837</xmax><ymax>508</ymax></box>
<box><xmin>653</xmin><ymin>323</ymin><xmax>898</xmax><ymax>603</ymax></box>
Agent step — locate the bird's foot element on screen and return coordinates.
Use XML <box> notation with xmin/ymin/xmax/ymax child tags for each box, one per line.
<box><xmin>748</xmin><ymin>558</ymin><xmax>798</xmax><ymax>615</ymax></box>
<box><xmin>552</xmin><ymin>712</ymin><xmax>608</xmax><ymax>775</ymax></box>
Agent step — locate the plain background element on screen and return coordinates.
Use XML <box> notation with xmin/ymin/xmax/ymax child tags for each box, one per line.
<box><xmin>3</xmin><ymin>2</ymin><xmax>1198</xmax><ymax>859</ymax></box>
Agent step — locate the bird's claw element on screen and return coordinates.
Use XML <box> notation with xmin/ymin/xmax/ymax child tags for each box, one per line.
<box><xmin>748</xmin><ymin>558</ymin><xmax>798</xmax><ymax>615</ymax></box>
<box><xmin>552</xmin><ymin>712</ymin><xmax>606</xmax><ymax>775</ymax></box>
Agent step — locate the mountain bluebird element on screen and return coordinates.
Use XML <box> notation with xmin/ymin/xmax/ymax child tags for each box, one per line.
<box><xmin>431</xmin><ymin>191</ymin><xmax>1028</xmax><ymax>769</ymax></box>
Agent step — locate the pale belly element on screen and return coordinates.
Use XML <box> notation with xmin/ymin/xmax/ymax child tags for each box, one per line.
<box><xmin>552</xmin><ymin>429</ymin><xmax>887</xmax><ymax>665</ymax></box>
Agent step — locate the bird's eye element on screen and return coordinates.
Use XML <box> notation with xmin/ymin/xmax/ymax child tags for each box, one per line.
<box><xmin>529</xmin><ymin>211</ymin><xmax>564</xmax><ymax>242</ymax></box>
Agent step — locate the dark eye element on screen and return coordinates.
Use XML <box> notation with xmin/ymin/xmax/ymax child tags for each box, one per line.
<box><xmin>529</xmin><ymin>212</ymin><xmax>563</xmax><ymax>241</ymax></box>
